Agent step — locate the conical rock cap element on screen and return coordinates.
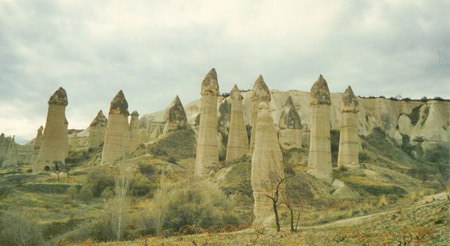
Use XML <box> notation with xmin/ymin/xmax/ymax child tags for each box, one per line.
<box><xmin>251</xmin><ymin>75</ymin><xmax>271</xmax><ymax>102</ymax></box>
<box><xmin>110</xmin><ymin>90</ymin><xmax>129</xmax><ymax>115</ymax></box>
<box><xmin>341</xmin><ymin>86</ymin><xmax>359</xmax><ymax>112</ymax></box>
<box><xmin>201</xmin><ymin>68</ymin><xmax>219</xmax><ymax>96</ymax></box>
<box><xmin>90</xmin><ymin>110</ymin><xmax>107</xmax><ymax>127</ymax></box>
<box><xmin>310</xmin><ymin>75</ymin><xmax>331</xmax><ymax>105</ymax></box>
<box><xmin>48</xmin><ymin>87</ymin><xmax>68</xmax><ymax>106</ymax></box>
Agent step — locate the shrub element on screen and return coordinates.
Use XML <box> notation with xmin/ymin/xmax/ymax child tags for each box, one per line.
<box><xmin>149</xmin><ymin>179</ymin><xmax>239</xmax><ymax>234</ymax></box>
<box><xmin>138</xmin><ymin>163</ymin><xmax>156</xmax><ymax>177</ymax></box>
<box><xmin>78</xmin><ymin>185</ymin><xmax>94</xmax><ymax>201</ymax></box>
<box><xmin>358</xmin><ymin>152</ymin><xmax>370</xmax><ymax>162</ymax></box>
<box><xmin>167</xmin><ymin>156</ymin><xmax>178</xmax><ymax>164</ymax></box>
<box><xmin>85</xmin><ymin>168</ymin><xmax>115</xmax><ymax>197</ymax></box>
<box><xmin>66</xmin><ymin>185</ymin><xmax>79</xmax><ymax>200</ymax></box>
<box><xmin>0</xmin><ymin>210</ymin><xmax>43</xmax><ymax>246</ymax></box>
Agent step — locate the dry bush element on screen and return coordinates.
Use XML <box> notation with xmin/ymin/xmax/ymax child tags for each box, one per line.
<box><xmin>0</xmin><ymin>210</ymin><xmax>44</xmax><ymax>246</ymax></box>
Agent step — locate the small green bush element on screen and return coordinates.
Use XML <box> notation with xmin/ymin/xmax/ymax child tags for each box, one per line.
<box><xmin>85</xmin><ymin>168</ymin><xmax>115</xmax><ymax>197</ymax></box>
<box><xmin>78</xmin><ymin>185</ymin><xmax>94</xmax><ymax>201</ymax></box>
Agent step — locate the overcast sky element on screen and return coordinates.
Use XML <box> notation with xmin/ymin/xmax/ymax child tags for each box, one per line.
<box><xmin>0</xmin><ymin>0</ymin><xmax>449</xmax><ymax>143</ymax></box>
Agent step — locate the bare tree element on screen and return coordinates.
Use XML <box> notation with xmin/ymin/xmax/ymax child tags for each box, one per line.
<box><xmin>282</xmin><ymin>176</ymin><xmax>302</xmax><ymax>232</ymax></box>
<box><xmin>110</xmin><ymin>163</ymin><xmax>133</xmax><ymax>241</ymax></box>
<box><xmin>265</xmin><ymin>176</ymin><xmax>292</xmax><ymax>232</ymax></box>
<box><xmin>153</xmin><ymin>170</ymin><xmax>169</xmax><ymax>236</ymax></box>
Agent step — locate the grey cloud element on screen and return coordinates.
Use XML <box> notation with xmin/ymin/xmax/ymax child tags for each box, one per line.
<box><xmin>0</xmin><ymin>0</ymin><xmax>449</xmax><ymax>143</ymax></box>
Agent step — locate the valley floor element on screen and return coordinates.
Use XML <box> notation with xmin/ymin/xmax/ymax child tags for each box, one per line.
<box><xmin>83</xmin><ymin>197</ymin><xmax>449</xmax><ymax>246</ymax></box>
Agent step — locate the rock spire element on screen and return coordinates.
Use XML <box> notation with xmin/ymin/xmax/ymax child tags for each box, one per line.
<box><xmin>163</xmin><ymin>95</ymin><xmax>189</xmax><ymax>134</ymax></box>
<box><xmin>307</xmin><ymin>75</ymin><xmax>332</xmax><ymax>183</ymax></box>
<box><xmin>101</xmin><ymin>90</ymin><xmax>130</xmax><ymax>164</ymax></box>
<box><xmin>33</xmin><ymin>87</ymin><xmax>69</xmax><ymax>172</ymax></box>
<box><xmin>338</xmin><ymin>86</ymin><xmax>360</xmax><ymax>167</ymax></box>
<box><xmin>250</xmin><ymin>75</ymin><xmax>271</xmax><ymax>153</ymax></box>
<box><xmin>279</xmin><ymin>96</ymin><xmax>302</xmax><ymax>149</ymax></box>
<box><xmin>88</xmin><ymin>110</ymin><xmax>108</xmax><ymax>149</ymax></box>
<box><xmin>226</xmin><ymin>85</ymin><xmax>248</xmax><ymax>164</ymax></box>
<box><xmin>195</xmin><ymin>68</ymin><xmax>220</xmax><ymax>176</ymax></box>
<box><xmin>251</xmin><ymin>102</ymin><xmax>284</xmax><ymax>226</ymax></box>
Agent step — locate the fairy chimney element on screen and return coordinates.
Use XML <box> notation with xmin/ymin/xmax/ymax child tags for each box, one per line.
<box><xmin>128</xmin><ymin>110</ymin><xmax>142</xmax><ymax>153</ymax></box>
<box><xmin>307</xmin><ymin>75</ymin><xmax>333</xmax><ymax>183</ymax></box>
<box><xmin>101</xmin><ymin>90</ymin><xmax>129</xmax><ymax>164</ymax></box>
<box><xmin>338</xmin><ymin>86</ymin><xmax>360</xmax><ymax>167</ymax></box>
<box><xmin>88</xmin><ymin>110</ymin><xmax>107</xmax><ymax>149</ymax></box>
<box><xmin>250</xmin><ymin>75</ymin><xmax>271</xmax><ymax>154</ymax></box>
<box><xmin>226</xmin><ymin>85</ymin><xmax>249</xmax><ymax>164</ymax></box>
<box><xmin>33</xmin><ymin>87</ymin><xmax>69</xmax><ymax>172</ymax></box>
<box><xmin>32</xmin><ymin>126</ymin><xmax>44</xmax><ymax>162</ymax></box>
<box><xmin>163</xmin><ymin>95</ymin><xmax>189</xmax><ymax>134</ymax></box>
<box><xmin>251</xmin><ymin>102</ymin><xmax>285</xmax><ymax>226</ymax></box>
<box><xmin>279</xmin><ymin>96</ymin><xmax>302</xmax><ymax>149</ymax></box>
<box><xmin>194</xmin><ymin>68</ymin><xmax>220</xmax><ymax>177</ymax></box>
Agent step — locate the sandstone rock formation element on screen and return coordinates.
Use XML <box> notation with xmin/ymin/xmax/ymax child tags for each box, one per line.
<box><xmin>250</xmin><ymin>75</ymin><xmax>271</xmax><ymax>154</ymax></box>
<box><xmin>88</xmin><ymin>110</ymin><xmax>107</xmax><ymax>149</ymax></box>
<box><xmin>251</xmin><ymin>102</ymin><xmax>284</xmax><ymax>227</ymax></box>
<box><xmin>33</xmin><ymin>87</ymin><xmax>69</xmax><ymax>172</ymax></box>
<box><xmin>195</xmin><ymin>68</ymin><xmax>220</xmax><ymax>177</ymax></box>
<box><xmin>32</xmin><ymin>126</ymin><xmax>44</xmax><ymax>162</ymax></box>
<box><xmin>128</xmin><ymin>110</ymin><xmax>142</xmax><ymax>153</ymax></box>
<box><xmin>101</xmin><ymin>90</ymin><xmax>130</xmax><ymax>164</ymax></box>
<box><xmin>279</xmin><ymin>96</ymin><xmax>302</xmax><ymax>149</ymax></box>
<box><xmin>226</xmin><ymin>85</ymin><xmax>248</xmax><ymax>164</ymax></box>
<box><xmin>307</xmin><ymin>75</ymin><xmax>333</xmax><ymax>183</ymax></box>
<box><xmin>338</xmin><ymin>86</ymin><xmax>360</xmax><ymax>167</ymax></box>
<box><xmin>163</xmin><ymin>95</ymin><xmax>189</xmax><ymax>134</ymax></box>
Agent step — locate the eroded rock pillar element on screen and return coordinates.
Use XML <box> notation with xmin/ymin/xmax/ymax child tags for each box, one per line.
<box><xmin>307</xmin><ymin>75</ymin><xmax>332</xmax><ymax>183</ymax></box>
<box><xmin>33</xmin><ymin>87</ymin><xmax>69</xmax><ymax>172</ymax></box>
<box><xmin>338</xmin><ymin>86</ymin><xmax>360</xmax><ymax>167</ymax></box>
<box><xmin>251</xmin><ymin>102</ymin><xmax>284</xmax><ymax>227</ymax></box>
<box><xmin>195</xmin><ymin>68</ymin><xmax>220</xmax><ymax>176</ymax></box>
<box><xmin>226</xmin><ymin>85</ymin><xmax>248</xmax><ymax>164</ymax></box>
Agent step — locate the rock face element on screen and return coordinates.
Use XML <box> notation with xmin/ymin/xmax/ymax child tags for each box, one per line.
<box><xmin>195</xmin><ymin>68</ymin><xmax>220</xmax><ymax>177</ymax></box>
<box><xmin>163</xmin><ymin>96</ymin><xmax>189</xmax><ymax>134</ymax></box>
<box><xmin>88</xmin><ymin>110</ymin><xmax>107</xmax><ymax>149</ymax></box>
<box><xmin>307</xmin><ymin>75</ymin><xmax>332</xmax><ymax>183</ymax></box>
<box><xmin>338</xmin><ymin>86</ymin><xmax>360</xmax><ymax>167</ymax></box>
<box><xmin>33</xmin><ymin>87</ymin><xmax>69</xmax><ymax>172</ymax></box>
<box><xmin>128</xmin><ymin>110</ymin><xmax>142</xmax><ymax>153</ymax></box>
<box><xmin>279</xmin><ymin>96</ymin><xmax>302</xmax><ymax>149</ymax></box>
<box><xmin>226</xmin><ymin>85</ymin><xmax>248</xmax><ymax>164</ymax></box>
<box><xmin>250</xmin><ymin>75</ymin><xmax>271</xmax><ymax>154</ymax></box>
<box><xmin>32</xmin><ymin>126</ymin><xmax>44</xmax><ymax>162</ymax></box>
<box><xmin>101</xmin><ymin>90</ymin><xmax>129</xmax><ymax>164</ymax></box>
<box><xmin>251</xmin><ymin>102</ymin><xmax>284</xmax><ymax>226</ymax></box>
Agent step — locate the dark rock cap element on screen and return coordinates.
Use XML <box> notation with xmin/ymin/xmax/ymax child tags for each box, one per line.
<box><xmin>165</xmin><ymin>95</ymin><xmax>188</xmax><ymax>124</ymax></box>
<box><xmin>90</xmin><ymin>110</ymin><xmax>108</xmax><ymax>127</ymax></box>
<box><xmin>48</xmin><ymin>87</ymin><xmax>68</xmax><ymax>106</ymax></box>
<box><xmin>310</xmin><ymin>75</ymin><xmax>331</xmax><ymax>105</ymax></box>
<box><xmin>279</xmin><ymin>96</ymin><xmax>301</xmax><ymax>129</ymax></box>
<box><xmin>131</xmin><ymin>110</ymin><xmax>139</xmax><ymax>117</ymax></box>
<box><xmin>201</xmin><ymin>68</ymin><xmax>219</xmax><ymax>96</ymax></box>
<box><xmin>230</xmin><ymin>84</ymin><xmax>243</xmax><ymax>101</ymax></box>
<box><xmin>341</xmin><ymin>86</ymin><xmax>359</xmax><ymax>112</ymax></box>
<box><xmin>251</xmin><ymin>75</ymin><xmax>271</xmax><ymax>102</ymax></box>
<box><xmin>110</xmin><ymin>90</ymin><xmax>129</xmax><ymax>116</ymax></box>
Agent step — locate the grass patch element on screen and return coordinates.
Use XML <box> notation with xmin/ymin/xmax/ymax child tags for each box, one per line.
<box><xmin>148</xmin><ymin>129</ymin><xmax>196</xmax><ymax>159</ymax></box>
